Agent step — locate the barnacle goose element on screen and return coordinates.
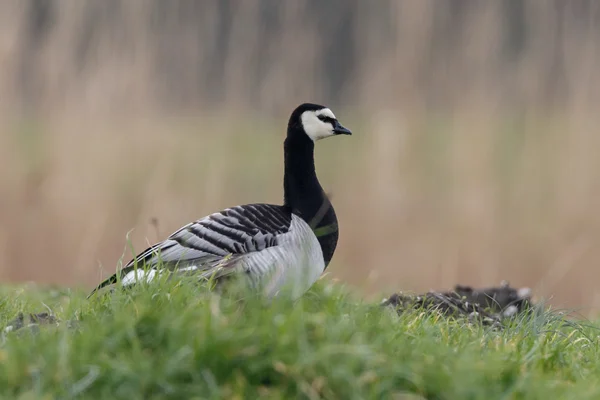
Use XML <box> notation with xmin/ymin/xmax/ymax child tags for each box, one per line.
<box><xmin>89</xmin><ymin>103</ymin><xmax>351</xmax><ymax>299</ymax></box>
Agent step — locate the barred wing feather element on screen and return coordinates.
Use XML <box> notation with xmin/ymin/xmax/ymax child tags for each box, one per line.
<box><xmin>89</xmin><ymin>204</ymin><xmax>324</xmax><ymax>299</ymax></box>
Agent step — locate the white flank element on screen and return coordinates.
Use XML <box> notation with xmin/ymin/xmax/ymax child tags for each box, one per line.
<box><xmin>235</xmin><ymin>214</ymin><xmax>325</xmax><ymax>299</ymax></box>
<box><xmin>121</xmin><ymin>268</ymin><xmax>160</xmax><ymax>286</ymax></box>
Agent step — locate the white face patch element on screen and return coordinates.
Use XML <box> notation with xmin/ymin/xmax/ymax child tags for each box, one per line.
<box><xmin>300</xmin><ymin>108</ymin><xmax>337</xmax><ymax>141</ymax></box>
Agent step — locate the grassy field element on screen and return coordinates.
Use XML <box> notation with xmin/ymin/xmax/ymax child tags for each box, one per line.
<box><xmin>0</xmin><ymin>278</ymin><xmax>598</xmax><ymax>399</ymax></box>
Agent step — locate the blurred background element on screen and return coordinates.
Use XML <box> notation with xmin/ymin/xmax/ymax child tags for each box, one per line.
<box><xmin>1</xmin><ymin>0</ymin><xmax>600</xmax><ymax>313</ymax></box>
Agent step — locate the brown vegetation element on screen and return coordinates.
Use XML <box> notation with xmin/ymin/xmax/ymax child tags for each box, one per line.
<box><xmin>1</xmin><ymin>1</ymin><xmax>600</xmax><ymax>313</ymax></box>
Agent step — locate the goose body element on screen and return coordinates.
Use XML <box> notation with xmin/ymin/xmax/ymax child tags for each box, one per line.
<box><xmin>90</xmin><ymin>103</ymin><xmax>351</xmax><ymax>299</ymax></box>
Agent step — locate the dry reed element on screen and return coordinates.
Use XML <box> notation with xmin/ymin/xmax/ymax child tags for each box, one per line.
<box><xmin>1</xmin><ymin>1</ymin><xmax>600</xmax><ymax>313</ymax></box>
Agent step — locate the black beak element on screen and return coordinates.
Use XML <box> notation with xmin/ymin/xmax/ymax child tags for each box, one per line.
<box><xmin>333</xmin><ymin>120</ymin><xmax>352</xmax><ymax>135</ymax></box>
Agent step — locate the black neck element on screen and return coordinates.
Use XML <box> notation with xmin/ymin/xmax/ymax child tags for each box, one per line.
<box><xmin>283</xmin><ymin>134</ymin><xmax>325</xmax><ymax>222</ymax></box>
<box><xmin>283</xmin><ymin>130</ymin><xmax>339</xmax><ymax>267</ymax></box>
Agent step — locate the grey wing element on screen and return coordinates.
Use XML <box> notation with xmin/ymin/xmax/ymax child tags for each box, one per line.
<box><xmin>88</xmin><ymin>204</ymin><xmax>292</xmax><ymax>296</ymax></box>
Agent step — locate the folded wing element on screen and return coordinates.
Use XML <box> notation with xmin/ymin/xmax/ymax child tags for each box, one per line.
<box><xmin>89</xmin><ymin>203</ymin><xmax>294</xmax><ymax>296</ymax></box>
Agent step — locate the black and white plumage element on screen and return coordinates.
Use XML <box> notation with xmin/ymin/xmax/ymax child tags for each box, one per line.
<box><xmin>89</xmin><ymin>103</ymin><xmax>351</xmax><ymax>299</ymax></box>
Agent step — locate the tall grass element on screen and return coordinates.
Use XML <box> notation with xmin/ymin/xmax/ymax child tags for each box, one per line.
<box><xmin>0</xmin><ymin>280</ymin><xmax>599</xmax><ymax>398</ymax></box>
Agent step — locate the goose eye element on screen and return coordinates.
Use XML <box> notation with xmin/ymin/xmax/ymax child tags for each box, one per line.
<box><xmin>318</xmin><ymin>115</ymin><xmax>335</xmax><ymax>124</ymax></box>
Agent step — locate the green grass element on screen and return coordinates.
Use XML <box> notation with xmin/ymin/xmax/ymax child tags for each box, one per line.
<box><xmin>0</xmin><ymin>278</ymin><xmax>599</xmax><ymax>399</ymax></box>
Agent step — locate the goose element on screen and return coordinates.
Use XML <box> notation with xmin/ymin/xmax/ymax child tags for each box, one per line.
<box><xmin>89</xmin><ymin>103</ymin><xmax>352</xmax><ymax>299</ymax></box>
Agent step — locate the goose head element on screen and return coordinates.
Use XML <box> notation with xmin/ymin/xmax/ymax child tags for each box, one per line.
<box><xmin>288</xmin><ymin>103</ymin><xmax>352</xmax><ymax>142</ymax></box>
